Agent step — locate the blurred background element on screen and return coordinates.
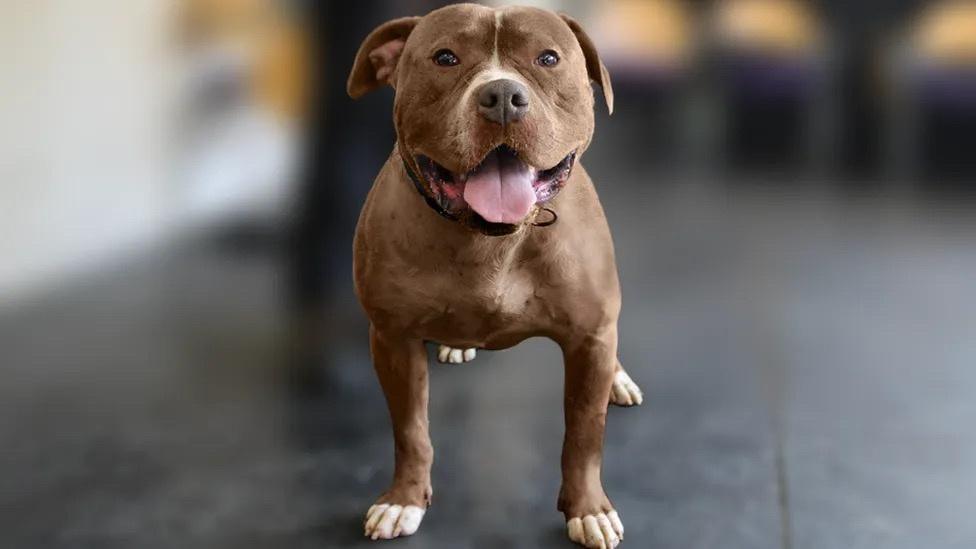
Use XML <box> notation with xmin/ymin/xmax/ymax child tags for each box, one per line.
<box><xmin>2</xmin><ymin>1</ymin><xmax>976</xmax><ymax>547</ymax></box>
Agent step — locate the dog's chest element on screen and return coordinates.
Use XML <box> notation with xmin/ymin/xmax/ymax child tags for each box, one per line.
<box><xmin>444</xmin><ymin>268</ymin><xmax>533</xmax><ymax>316</ymax></box>
<box><xmin>429</xmin><ymin>262</ymin><xmax>533</xmax><ymax>312</ymax></box>
<box><xmin>364</xmin><ymin>259</ymin><xmax>544</xmax><ymax>346</ymax></box>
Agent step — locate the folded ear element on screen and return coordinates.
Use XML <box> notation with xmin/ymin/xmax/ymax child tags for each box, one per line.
<box><xmin>347</xmin><ymin>16</ymin><xmax>421</xmax><ymax>99</ymax></box>
<box><xmin>559</xmin><ymin>14</ymin><xmax>614</xmax><ymax>115</ymax></box>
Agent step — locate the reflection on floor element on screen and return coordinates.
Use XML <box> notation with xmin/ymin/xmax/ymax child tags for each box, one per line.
<box><xmin>2</xmin><ymin>172</ymin><xmax>976</xmax><ymax>549</ymax></box>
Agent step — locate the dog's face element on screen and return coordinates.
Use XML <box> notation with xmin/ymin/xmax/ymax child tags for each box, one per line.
<box><xmin>348</xmin><ymin>4</ymin><xmax>613</xmax><ymax>235</ymax></box>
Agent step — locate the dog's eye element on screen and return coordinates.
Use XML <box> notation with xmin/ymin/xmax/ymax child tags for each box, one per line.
<box><xmin>433</xmin><ymin>49</ymin><xmax>460</xmax><ymax>67</ymax></box>
<box><xmin>536</xmin><ymin>50</ymin><xmax>559</xmax><ymax>67</ymax></box>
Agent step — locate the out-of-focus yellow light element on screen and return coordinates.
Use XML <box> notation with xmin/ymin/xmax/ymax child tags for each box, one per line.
<box><xmin>596</xmin><ymin>0</ymin><xmax>694</xmax><ymax>67</ymax></box>
<box><xmin>913</xmin><ymin>1</ymin><xmax>976</xmax><ymax>66</ymax></box>
<box><xmin>713</xmin><ymin>0</ymin><xmax>823</xmax><ymax>57</ymax></box>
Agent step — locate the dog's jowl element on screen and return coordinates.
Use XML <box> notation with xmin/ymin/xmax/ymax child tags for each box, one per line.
<box><xmin>347</xmin><ymin>4</ymin><xmax>642</xmax><ymax>547</ymax></box>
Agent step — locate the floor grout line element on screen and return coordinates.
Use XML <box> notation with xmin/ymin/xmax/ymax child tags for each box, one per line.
<box><xmin>745</xmin><ymin>247</ymin><xmax>795</xmax><ymax>549</ymax></box>
<box><xmin>774</xmin><ymin>431</ymin><xmax>794</xmax><ymax>549</ymax></box>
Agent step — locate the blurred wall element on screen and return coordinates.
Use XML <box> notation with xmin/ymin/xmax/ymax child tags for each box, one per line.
<box><xmin>0</xmin><ymin>0</ymin><xmax>177</xmax><ymax>303</ymax></box>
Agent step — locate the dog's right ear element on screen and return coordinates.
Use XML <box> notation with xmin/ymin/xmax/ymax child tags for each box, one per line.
<box><xmin>559</xmin><ymin>14</ymin><xmax>614</xmax><ymax>115</ymax></box>
<box><xmin>347</xmin><ymin>17</ymin><xmax>421</xmax><ymax>99</ymax></box>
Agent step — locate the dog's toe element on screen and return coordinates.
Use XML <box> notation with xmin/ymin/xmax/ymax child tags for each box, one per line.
<box><xmin>364</xmin><ymin>503</ymin><xmax>425</xmax><ymax>540</ymax></box>
<box><xmin>448</xmin><ymin>348</ymin><xmax>464</xmax><ymax>363</ymax></box>
<box><xmin>609</xmin><ymin>370</ymin><xmax>643</xmax><ymax>407</ymax></box>
<box><xmin>567</xmin><ymin>510</ymin><xmax>624</xmax><ymax>548</ymax></box>
<box><xmin>437</xmin><ymin>345</ymin><xmax>450</xmax><ymax>363</ymax></box>
<box><xmin>436</xmin><ymin>345</ymin><xmax>476</xmax><ymax>364</ymax></box>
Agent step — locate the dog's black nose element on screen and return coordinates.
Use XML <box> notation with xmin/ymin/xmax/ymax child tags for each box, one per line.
<box><xmin>477</xmin><ymin>79</ymin><xmax>529</xmax><ymax>125</ymax></box>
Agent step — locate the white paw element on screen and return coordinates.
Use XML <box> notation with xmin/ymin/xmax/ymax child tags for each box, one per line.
<box><xmin>567</xmin><ymin>511</ymin><xmax>624</xmax><ymax>548</ymax></box>
<box><xmin>436</xmin><ymin>344</ymin><xmax>477</xmax><ymax>364</ymax></box>
<box><xmin>609</xmin><ymin>370</ymin><xmax>643</xmax><ymax>407</ymax></box>
<box><xmin>363</xmin><ymin>503</ymin><xmax>425</xmax><ymax>540</ymax></box>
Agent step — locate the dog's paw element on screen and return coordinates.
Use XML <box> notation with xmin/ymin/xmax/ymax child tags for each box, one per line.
<box><xmin>567</xmin><ymin>511</ymin><xmax>624</xmax><ymax>548</ymax></box>
<box><xmin>436</xmin><ymin>344</ymin><xmax>476</xmax><ymax>364</ymax></box>
<box><xmin>609</xmin><ymin>370</ymin><xmax>643</xmax><ymax>407</ymax></box>
<box><xmin>363</xmin><ymin>503</ymin><xmax>425</xmax><ymax>540</ymax></box>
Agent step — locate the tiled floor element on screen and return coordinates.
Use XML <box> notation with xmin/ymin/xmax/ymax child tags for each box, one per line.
<box><xmin>2</xmin><ymin>166</ymin><xmax>976</xmax><ymax>548</ymax></box>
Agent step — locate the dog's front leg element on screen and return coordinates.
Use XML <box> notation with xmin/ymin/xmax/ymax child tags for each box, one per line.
<box><xmin>362</xmin><ymin>325</ymin><xmax>432</xmax><ymax>540</ymax></box>
<box><xmin>557</xmin><ymin>328</ymin><xmax>626</xmax><ymax>548</ymax></box>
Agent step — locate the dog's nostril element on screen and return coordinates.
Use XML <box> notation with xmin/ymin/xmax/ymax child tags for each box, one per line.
<box><xmin>480</xmin><ymin>92</ymin><xmax>499</xmax><ymax>108</ymax></box>
<box><xmin>511</xmin><ymin>93</ymin><xmax>528</xmax><ymax>108</ymax></box>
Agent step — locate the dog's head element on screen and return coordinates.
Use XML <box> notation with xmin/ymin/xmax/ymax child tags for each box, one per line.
<box><xmin>348</xmin><ymin>4</ymin><xmax>613</xmax><ymax>236</ymax></box>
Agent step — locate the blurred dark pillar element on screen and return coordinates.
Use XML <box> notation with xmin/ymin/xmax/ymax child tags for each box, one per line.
<box><xmin>719</xmin><ymin>54</ymin><xmax>817</xmax><ymax>172</ymax></box>
<box><xmin>815</xmin><ymin>0</ymin><xmax>924</xmax><ymax>177</ymax></box>
<box><xmin>922</xmin><ymin>98</ymin><xmax>976</xmax><ymax>180</ymax></box>
<box><xmin>288</xmin><ymin>0</ymin><xmax>392</xmax><ymax>314</ymax></box>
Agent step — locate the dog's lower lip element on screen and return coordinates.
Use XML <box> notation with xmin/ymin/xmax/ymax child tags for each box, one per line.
<box><xmin>537</xmin><ymin>154</ymin><xmax>574</xmax><ymax>181</ymax></box>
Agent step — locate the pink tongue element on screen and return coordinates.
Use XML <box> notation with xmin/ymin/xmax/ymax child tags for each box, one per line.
<box><xmin>463</xmin><ymin>151</ymin><xmax>536</xmax><ymax>224</ymax></box>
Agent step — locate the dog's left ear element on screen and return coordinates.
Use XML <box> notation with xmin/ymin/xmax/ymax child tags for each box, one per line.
<box><xmin>559</xmin><ymin>14</ymin><xmax>614</xmax><ymax>115</ymax></box>
<box><xmin>347</xmin><ymin>16</ymin><xmax>421</xmax><ymax>99</ymax></box>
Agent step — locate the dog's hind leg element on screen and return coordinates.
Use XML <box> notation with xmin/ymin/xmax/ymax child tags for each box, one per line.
<box><xmin>363</xmin><ymin>325</ymin><xmax>432</xmax><ymax>540</ymax></box>
<box><xmin>609</xmin><ymin>360</ymin><xmax>643</xmax><ymax>407</ymax></box>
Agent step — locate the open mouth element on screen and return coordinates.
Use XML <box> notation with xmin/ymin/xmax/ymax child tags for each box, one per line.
<box><xmin>416</xmin><ymin>145</ymin><xmax>575</xmax><ymax>227</ymax></box>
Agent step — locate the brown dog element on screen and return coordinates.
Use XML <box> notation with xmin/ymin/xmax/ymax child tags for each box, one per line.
<box><xmin>348</xmin><ymin>4</ymin><xmax>642</xmax><ymax>547</ymax></box>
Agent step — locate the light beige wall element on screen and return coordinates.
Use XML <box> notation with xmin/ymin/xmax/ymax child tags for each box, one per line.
<box><xmin>0</xmin><ymin>0</ymin><xmax>177</xmax><ymax>303</ymax></box>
